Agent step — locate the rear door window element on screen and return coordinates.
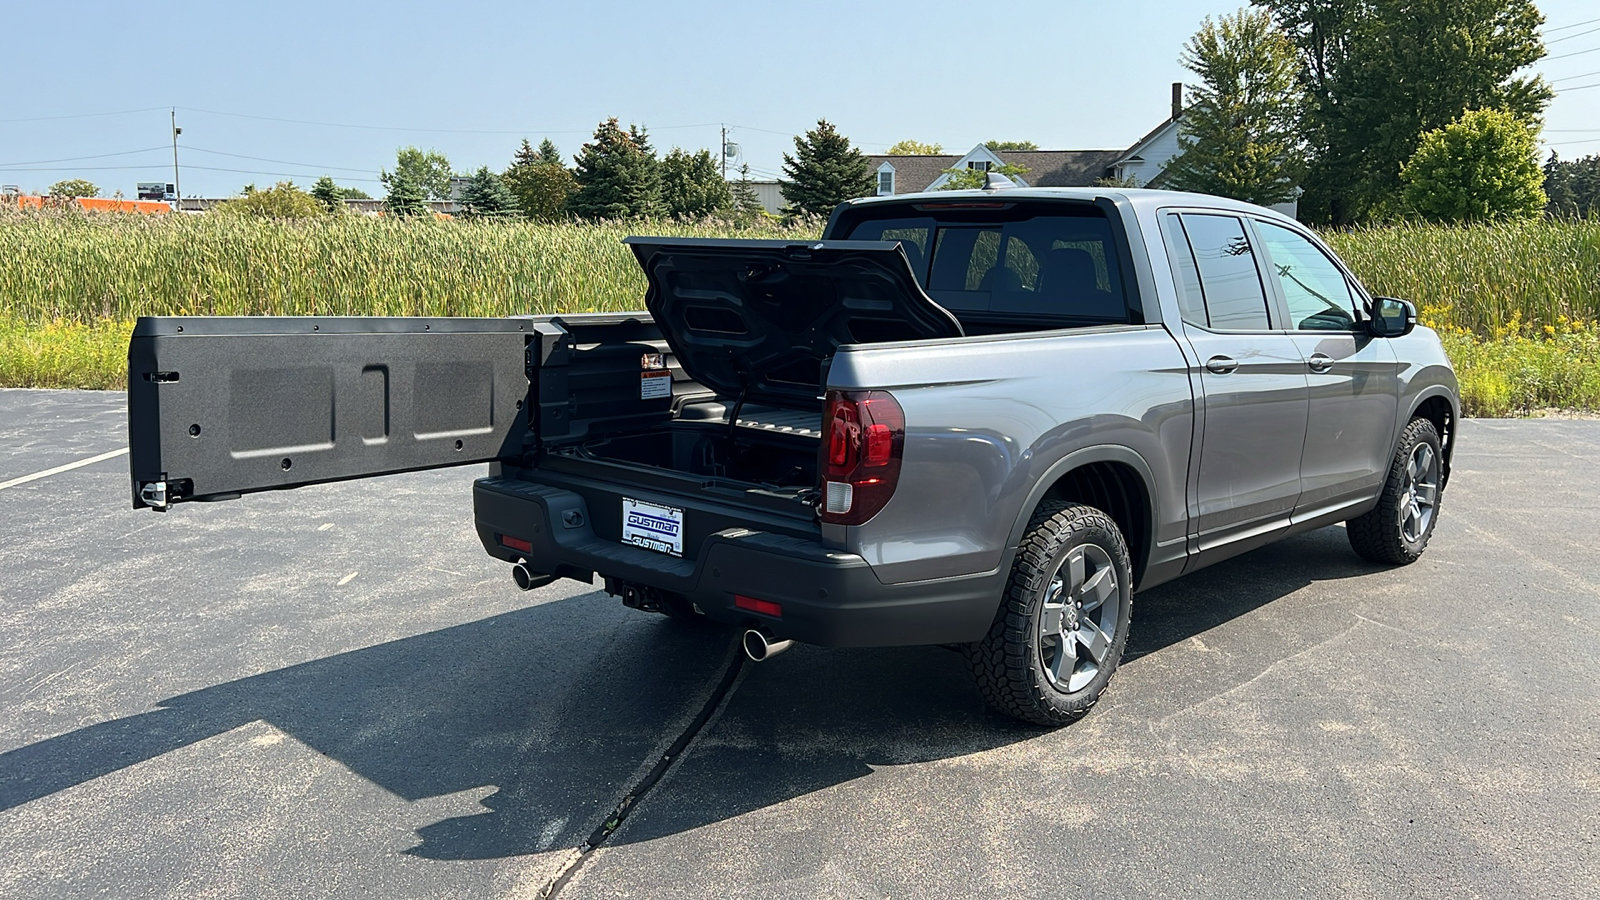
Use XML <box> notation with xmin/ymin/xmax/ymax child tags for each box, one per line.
<box><xmin>1173</xmin><ymin>214</ymin><xmax>1272</xmax><ymax>331</ymax></box>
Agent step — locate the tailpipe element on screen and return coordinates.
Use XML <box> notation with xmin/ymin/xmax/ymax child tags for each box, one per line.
<box><xmin>742</xmin><ymin>629</ymin><xmax>793</xmax><ymax>662</ymax></box>
<box><xmin>512</xmin><ymin>562</ymin><xmax>558</xmax><ymax>592</ymax></box>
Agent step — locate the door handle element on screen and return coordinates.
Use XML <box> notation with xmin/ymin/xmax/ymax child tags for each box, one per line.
<box><xmin>1205</xmin><ymin>355</ymin><xmax>1238</xmax><ymax>375</ymax></box>
<box><xmin>1307</xmin><ymin>353</ymin><xmax>1335</xmax><ymax>373</ymax></box>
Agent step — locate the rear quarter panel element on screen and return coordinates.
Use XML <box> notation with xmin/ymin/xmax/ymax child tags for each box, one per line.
<box><xmin>825</xmin><ymin>325</ymin><xmax>1194</xmax><ymax>585</ymax></box>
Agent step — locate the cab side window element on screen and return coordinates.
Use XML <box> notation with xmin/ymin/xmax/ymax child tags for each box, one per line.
<box><xmin>1165</xmin><ymin>213</ymin><xmax>1272</xmax><ymax>331</ymax></box>
<box><xmin>1255</xmin><ymin>220</ymin><xmax>1358</xmax><ymax>331</ymax></box>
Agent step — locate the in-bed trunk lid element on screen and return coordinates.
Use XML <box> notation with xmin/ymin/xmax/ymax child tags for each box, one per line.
<box><xmin>625</xmin><ymin>238</ymin><xmax>963</xmax><ymax>407</ymax></box>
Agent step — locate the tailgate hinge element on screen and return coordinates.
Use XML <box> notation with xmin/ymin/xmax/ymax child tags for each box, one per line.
<box><xmin>139</xmin><ymin>480</ymin><xmax>170</xmax><ymax>512</ymax></box>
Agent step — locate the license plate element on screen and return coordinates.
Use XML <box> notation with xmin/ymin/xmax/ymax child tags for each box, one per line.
<box><xmin>621</xmin><ymin>498</ymin><xmax>684</xmax><ymax>557</ymax></box>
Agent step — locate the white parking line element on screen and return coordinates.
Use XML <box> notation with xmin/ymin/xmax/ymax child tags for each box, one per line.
<box><xmin>0</xmin><ymin>447</ymin><xmax>129</xmax><ymax>491</ymax></box>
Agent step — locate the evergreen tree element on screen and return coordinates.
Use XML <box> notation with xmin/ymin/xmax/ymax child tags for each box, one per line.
<box><xmin>1544</xmin><ymin>153</ymin><xmax>1600</xmax><ymax>218</ymax></box>
<box><xmin>310</xmin><ymin>176</ymin><xmax>343</xmax><ymax>212</ymax></box>
<box><xmin>730</xmin><ymin>164</ymin><xmax>764</xmax><ymax>223</ymax></box>
<box><xmin>660</xmin><ymin>148</ymin><xmax>732</xmax><ymax>219</ymax></box>
<box><xmin>458</xmin><ymin>166</ymin><xmax>521</xmax><ymax>220</ymax></box>
<box><xmin>1161</xmin><ymin>8</ymin><xmax>1306</xmax><ymax>206</ymax></box>
<box><xmin>383</xmin><ymin>168</ymin><xmax>428</xmax><ymax>218</ymax></box>
<box><xmin>569</xmin><ymin>118</ymin><xmax>661</xmax><ymax>220</ymax></box>
<box><xmin>1400</xmin><ymin>109</ymin><xmax>1546</xmax><ymax>223</ymax></box>
<box><xmin>779</xmin><ymin>119</ymin><xmax>875</xmax><ymax>218</ymax></box>
<box><xmin>503</xmin><ymin>138</ymin><xmax>576</xmax><ymax>221</ymax></box>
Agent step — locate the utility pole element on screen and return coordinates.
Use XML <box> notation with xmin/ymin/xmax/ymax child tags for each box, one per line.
<box><xmin>170</xmin><ymin>108</ymin><xmax>182</xmax><ymax>209</ymax></box>
<box><xmin>720</xmin><ymin>125</ymin><xmax>727</xmax><ymax>180</ymax></box>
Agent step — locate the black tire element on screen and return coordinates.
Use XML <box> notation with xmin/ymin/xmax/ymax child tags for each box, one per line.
<box><xmin>1348</xmin><ymin>417</ymin><xmax>1443</xmax><ymax>565</ymax></box>
<box><xmin>967</xmin><ymin>502</ymin><xmax>1133</xmax><ymax>727</ymax></box>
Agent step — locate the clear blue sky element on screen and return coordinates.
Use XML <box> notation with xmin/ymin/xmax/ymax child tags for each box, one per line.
<box><xmin>3</xmin><ymin>0</ymin><xmax>1598</xmax><ymax>198</ymax></box>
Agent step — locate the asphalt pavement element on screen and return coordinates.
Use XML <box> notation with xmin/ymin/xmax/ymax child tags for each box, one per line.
<box><xmin>1</xmin><ymin>388</ymin><xmax>1596</xmax><ymax>899</ymax></box>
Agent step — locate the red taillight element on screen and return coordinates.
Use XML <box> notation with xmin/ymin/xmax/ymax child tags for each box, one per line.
<box><xmin>819</xmin><ymin>390</ymin><xmax>905</xmax><ymax>525</ymax></box>
<box><xmin>734</xmin><ymin>594</ymin><xmax>783</xmax><ymax>617</ymax></box>
<box><xmin>499</xmin><ymin>534</ymin><xmax>533</xmax><ymax>553</ymax></box>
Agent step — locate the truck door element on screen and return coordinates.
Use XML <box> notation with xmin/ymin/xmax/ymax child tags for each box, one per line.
<box><xmin>1248</xmin><ymin>218</ymin><xmax>1402</xmax><ymax>520</ymax></box>
<box><xmin>1160</xmin><ymin>213</ymin><xmax>1310</xmax><ymax>563</ymax></box>
<box><xmin>127</xmin><ymin>316</ymin><xmax>532</xmax><ymax>510</ymax></box>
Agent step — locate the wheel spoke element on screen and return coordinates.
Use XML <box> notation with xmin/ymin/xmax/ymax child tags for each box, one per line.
<box><xmin>1040</xmin><ymin>601</ymin><xmax>1069</xmax><ymax>640</ymax></box>
<box><xmin>1065</xmin><ymin>548</ymin><xmax>1086</xmax><ymax>594</ymax></box>
<box><xmin>1048</xmin><ymin>633</ymin><xmax>1075</xmax><ymax>682</ymax></box>
<box><xmin>1415</xmin><ymin>481</ymin><xmax>1438</xmax><ymax>507</ymax></box>
<box><xmin>1077</xmin><ymin>619</ymin><xmax>1110</xmax><ymax>663</ymax></box>
<box><xmin>1082</xmin><ymin>567</ymin><xmax>1116</xmax><ymax>611</ymax></box>
<box><xmin>1402</xmin><ymin>502</ymin><xmax>1420</xmax><ymax>539</ymax></box>
<box><xmin>1416</xmin><ymin>444</ymin><xmax>1434</xmax><ymax>476</ymax></box>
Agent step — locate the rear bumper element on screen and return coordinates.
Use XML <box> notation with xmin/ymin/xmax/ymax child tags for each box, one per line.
<box><xmin>472</xmin><ymin>475</ymin><xmax>1001</xmax><ymax>647</ymax></box>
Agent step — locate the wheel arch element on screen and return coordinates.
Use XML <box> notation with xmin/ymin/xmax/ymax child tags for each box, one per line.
<box><xmin>1003</xmin><ymin>446</ymin><xmax>1157</xmax><ymax>590</ymax></box>
<box><xmin>1409</xmin><ymin>389</ymin><xmax>1457</xmax><ymax>487</ymax></box>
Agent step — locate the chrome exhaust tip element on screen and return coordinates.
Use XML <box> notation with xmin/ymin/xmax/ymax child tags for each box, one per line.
<box><xmin>742</xmin><ymin>629</ymin><xmax>793</xmax><ymax>662</ymax></box>
<box><xmin>512</xmin><ymin>563</ymin><xmax>557</xmax><ymax>592</ymax></box>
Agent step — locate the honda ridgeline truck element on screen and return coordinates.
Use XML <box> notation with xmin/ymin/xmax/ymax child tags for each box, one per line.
<box><xmin>127</xmin><ymin>186</ymin><xmax>1459</xmax><ymax>725</ymax></box>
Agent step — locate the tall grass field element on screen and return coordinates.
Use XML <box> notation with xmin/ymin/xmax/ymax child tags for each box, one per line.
<box><xmin>2</xmin><ymin>208</ymin><xmax>1597</xmax><ymax>416</ymax></box>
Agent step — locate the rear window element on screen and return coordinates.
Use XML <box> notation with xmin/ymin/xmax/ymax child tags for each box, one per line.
<box><xmin>844</xmin><ymin>211</ymin><xmax>1128</xmax><ymax>323</ymax></box>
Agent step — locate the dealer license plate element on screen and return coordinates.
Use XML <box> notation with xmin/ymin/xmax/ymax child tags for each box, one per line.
<box><xmin>621</xmin><ymin>498</ymin><xmax>684</xmax><ymax>557</ymax></box>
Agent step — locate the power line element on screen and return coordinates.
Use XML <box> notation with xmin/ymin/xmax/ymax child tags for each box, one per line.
<box><xmin>1547</xmin><ymin>137</ymin><xmax>1600</xmax><ymax>146</ymax></box>
<box><xmin>183</xmin><ymin>165</ymin><xmax>383</xmax><ymax>183</ymax></box>
<box><xmin>184</xmin><ymin>145</ymin><xmax>377</xmax><ymax>174</ymax></box>
<box><xmin>0</xmin><ymin>106</ymin><xmax>168</xmax><ymax>124</ymax></box>
<box><xmin>1547</xmin><ymin>44</ymin><xmax>1600</xmax><ymax>61</ymax></box>
<box><xmin>178</xmin><ymin>106</ymin><xmax>723</xmax><ymax>136</ymax></box>
<box><xmin>1554</xmin><ymin>81</ymin><xmax>1600</xmax><ymax>93</ymax></box>
<box><xmin>0</xmin><ymin>145</ymin><xmax>168</xmax><ymax>168</ymax></box>
<box><xmin>1552</xmin><ymin>69</ymin><xmax>1600</xmax><ymax>83</ymax></box>
<box><xmin>1547</xmin><ymin>25</ymin><xmax>1600</xmax><ymax>45</ymax></box>
<box><xmin>1545</xmin><ymin>16</ymin><xmax>1600</xmax><ymax>34</ymax></box>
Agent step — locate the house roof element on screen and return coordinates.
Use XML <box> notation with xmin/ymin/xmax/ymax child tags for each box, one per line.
<box><xmin>867</xmin><ymin>147</ymin><xmax>1126</xmax><ymax>193</ymax></box>
<box><xmin>993</xmin><ymin>149</ymin><xmax>1125</xmax><ymax>187</ymax></box>
<box><xmin>865</xmin><ymin>154</ymin><xmax>963</xmax><ymax>193</ymax></box>
<box><xmin>1114</xmin><ymin>115</ymin><xmax>1181</xmax><ymax>167</ymax></box>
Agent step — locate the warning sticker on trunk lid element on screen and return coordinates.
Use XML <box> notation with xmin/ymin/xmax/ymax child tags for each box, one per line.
<box><xmin>622</xmin><ymin>498</ymin><xmax>684</xmax><ymax>556</ymax></box>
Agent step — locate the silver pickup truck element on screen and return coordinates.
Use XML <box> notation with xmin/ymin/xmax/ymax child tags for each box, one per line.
<box><xmin>127</xmin><ymin>187</ymin><xmax>1459</xmax><ymax>726</ymax></box>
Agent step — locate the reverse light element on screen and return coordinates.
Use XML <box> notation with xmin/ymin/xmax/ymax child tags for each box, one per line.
<box><xmin>819</xmin><ymin>390</ymin><xmax>905</xmax><ymax>526</ymax></box>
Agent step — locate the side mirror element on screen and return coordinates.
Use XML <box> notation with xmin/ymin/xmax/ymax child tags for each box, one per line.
<box><xmin>1367</xmin><ymin>297</ymin><xmax>1417</xmax><ymax>338</ymax></box>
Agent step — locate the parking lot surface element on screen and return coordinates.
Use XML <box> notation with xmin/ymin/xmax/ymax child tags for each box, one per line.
<box><xmin>1</xmin><ymin>389</ymin><xmax>1596</xmax><ymax>899</ymax></box>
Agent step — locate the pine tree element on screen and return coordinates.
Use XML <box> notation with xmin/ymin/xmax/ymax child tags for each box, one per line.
<box><xmin>779</xmin><ymin>119</ymin><xmax>875</xmax><ymax>218</ymax></box>
<box><xmin>310</xmin><ymin>176</ymin><xmax>343</xmax><ymax>212</ymax></box>
<box><xmin>730</xmin><ymin>164</ymin><xmax>764</xmax><ymax>223</ymax></box>
<box><xmin>458</xmin><ymin>166</ymin><xmax>521</xmax><ymax>220</ymax></box>
<box><xmin>504</xmin><ymin>139</ymin><xmax>576</xmax><ymax>221</ymax></box>
<box><xmin>1160</xmin><ymin>9</ymin><xmax>1306</xmax><ymax>206</ymax></box>
<box><xmin>383</xmin><ymin>168</ymin><xmax>428</xmax><ymax>218</ymax></box>
<box><xmin>660</xmin><ymin>148</ymin><xmax>732</xmax><ymax>220</ymax></box>
<box><xmin>569</xmin><ymin>118</ymin><xmax>661</xmax><ymax>220</ymax></box>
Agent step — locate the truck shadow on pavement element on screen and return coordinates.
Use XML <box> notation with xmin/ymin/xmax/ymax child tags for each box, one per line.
<box><xmin>0</xmin><ymin>527</ymin><xmax>1382</xmax><ymax>861</ymax></box>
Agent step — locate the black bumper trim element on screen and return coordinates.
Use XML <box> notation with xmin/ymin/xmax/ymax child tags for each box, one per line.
<box><xmin>473</xmin><ymin>475</ymin><xmax>1002</xmax><ymax>647</ymax></box>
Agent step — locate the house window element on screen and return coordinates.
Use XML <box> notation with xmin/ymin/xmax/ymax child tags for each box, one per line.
<box><xmin>877</xmin><ymin>169</ymin><xmax>894</xmax><ymax>195</ymax></box>
<box><xmin>967</xmin><ymin>161</ymin><xmax>991</xmax><ymax>172</ymax></box>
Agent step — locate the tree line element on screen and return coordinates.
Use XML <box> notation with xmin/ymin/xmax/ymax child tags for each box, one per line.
<box><xmin>1162</xmin><ymin>1</ymin><xmax>1594</xmax><ymax>224</ymax></box>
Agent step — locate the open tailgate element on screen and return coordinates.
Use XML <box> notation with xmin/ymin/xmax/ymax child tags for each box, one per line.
<box><xmin>127</xmin><ymin>316</ymin><xmax>531</xmax><ymax>509</ymax></box>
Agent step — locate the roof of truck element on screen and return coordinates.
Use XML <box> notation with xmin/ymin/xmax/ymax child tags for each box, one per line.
<box><xmin>838</xmin><ymin>186</ymin><xmax>1298</xmax><ymax>226</ymax></box>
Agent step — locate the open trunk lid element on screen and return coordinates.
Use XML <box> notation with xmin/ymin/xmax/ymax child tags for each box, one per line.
<box><xmin>625</xmin><ymin>238</ymin><xmax>963</xmax><ymax>407</ymax></box>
